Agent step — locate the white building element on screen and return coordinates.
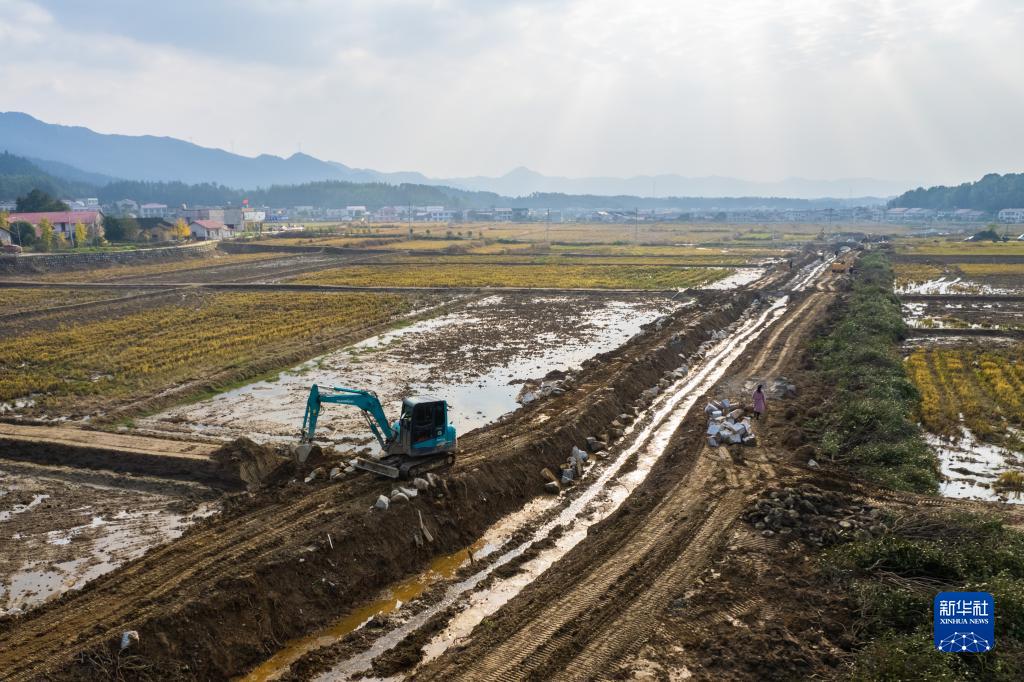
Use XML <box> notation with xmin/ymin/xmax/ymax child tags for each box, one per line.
<box><xmin>139</xmin><ymin>203</ymin><xmax>169</xmax><ymax>218</ymax></box>
<box><xmin>189</xmin><ymin>219</ymin><xmax>232</xmax><ymax>240</ymax></box>
<box><xmin>998</xmin><ymin>208</ymin><xmax>1024</xmax><ymax>223</ymax></box>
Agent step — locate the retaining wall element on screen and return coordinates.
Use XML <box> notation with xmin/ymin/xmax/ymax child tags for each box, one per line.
<box><xmin>0</xmin><ymin>241</ymin><xmax>219</xmax><ymax>274</ymax></box>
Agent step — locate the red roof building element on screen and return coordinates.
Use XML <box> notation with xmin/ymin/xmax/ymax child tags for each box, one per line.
<box><xmin>6</xmin><ymin>210</ymin><xmax>104</xmax><ymax>239</ymax></box>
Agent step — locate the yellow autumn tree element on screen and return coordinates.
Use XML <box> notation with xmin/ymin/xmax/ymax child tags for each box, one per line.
<box><xmin>173</xmin><ymin>217</ymin><xmax>190</xmax><ymax>240</ymax></box>
<box><xmin>74</xmin><ymin>221</ymin><xmax>87</xmax><ymax>248</ymax></box>
<box><xmin>0</xmin><ymin>211</ymin><xmax>9</xmax><ymax>232</ymax></box>
<box><xmin>38</xmin><ymin>218</ymin><xmax>54</xmax><ymax>252</ymax></box>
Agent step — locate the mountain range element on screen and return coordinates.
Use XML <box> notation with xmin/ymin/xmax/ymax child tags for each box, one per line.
<box><xmin>0</xmin><ymin>112</ymin><xmax>906</xmax><ymax>199</ymax></box>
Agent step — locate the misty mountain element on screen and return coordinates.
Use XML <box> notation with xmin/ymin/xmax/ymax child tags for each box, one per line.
<box><xmin>1</xmin><ymin>112</ymin><xmax>902</xmax><ymax>200</ymax></box>
<box><xmin>0</xmin><ymin>151</ymin><xmax>95</xmax><ymax>200</ymax></box>
<box><xmin>444</xmin><ymin>166</ymin><xmax>906</xmax><ymax>201</ymax></box>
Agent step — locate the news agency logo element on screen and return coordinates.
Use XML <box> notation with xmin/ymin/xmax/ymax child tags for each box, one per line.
<box><xmin>934</xmin><ymin>592</ymin><xmax>994</xmax><ymax>653</ymax></box>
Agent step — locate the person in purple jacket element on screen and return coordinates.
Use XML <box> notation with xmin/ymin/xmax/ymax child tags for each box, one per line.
<box><xmin>752</xmin><ymin>384</ymin><xmax>767</xmax><ymax>420</ymax></box>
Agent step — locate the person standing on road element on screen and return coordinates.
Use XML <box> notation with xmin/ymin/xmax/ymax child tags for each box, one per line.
<box><xmin>752</xmin><ymin>385</ymin><xmax>767</xmax><ymax>420</ymax></box>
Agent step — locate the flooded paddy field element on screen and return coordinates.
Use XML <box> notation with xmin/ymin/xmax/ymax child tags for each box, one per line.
<box><xmin>902</xmin><ymin>333</ymin><xmax>1024</xmax><ymax>504</ymax></box>
<box><xmin>0</xmin><ymin>461</ymin><xmax>215</xmax><ymax>616</ymax></box>
<box><xmin>903</xmin><ymin>298</ymin><xmax>1024</xmax><ymax>332</ymax></box>
<box><xmin>139</xmin><ymin>293</ymin><xmax>683</xmax><ymax>450</ymax></box>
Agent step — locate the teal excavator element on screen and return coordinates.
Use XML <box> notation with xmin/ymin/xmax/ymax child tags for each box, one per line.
<box><xmin>298</xmin><ymin>385</ymin><xmax>457</xmax><ymax>479</ymax></box>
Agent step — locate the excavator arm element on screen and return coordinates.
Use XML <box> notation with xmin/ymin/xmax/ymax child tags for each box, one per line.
<box><xmin>301</xmin><ymin>384</ymin><xmax>396</xmax><ymax>450</ymax></box>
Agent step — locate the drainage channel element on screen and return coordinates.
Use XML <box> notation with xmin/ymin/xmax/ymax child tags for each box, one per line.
<box><xmin>243</xmin><ymin>296</ymin><xmax>789</xmax><ymax>682</ymax></box>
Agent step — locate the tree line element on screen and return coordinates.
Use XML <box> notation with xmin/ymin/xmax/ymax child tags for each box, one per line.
<box><xmin>888</xmin><ymin>173</ymin><xmax>1024</xmax><ymax>213</ymax></box>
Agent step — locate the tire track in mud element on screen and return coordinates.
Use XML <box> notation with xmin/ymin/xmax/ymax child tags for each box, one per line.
<box><xmin>415</xmin><ymin>270</ymin><xmax>833</xmax><ymax>682</ymax></box>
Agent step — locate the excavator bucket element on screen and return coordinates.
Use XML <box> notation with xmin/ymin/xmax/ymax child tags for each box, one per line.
<box><xmin>353</xmin><ymin>457</ymin><xmax>401</xmax><ymax>478</ymax></box>
<box><xmin>294</xmin><ymin>443</ymin><xmax>313</xmax><ymax>464</ymax></box>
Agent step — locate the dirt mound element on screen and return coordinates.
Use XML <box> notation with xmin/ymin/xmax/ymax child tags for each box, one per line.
<box><xmin>211</xmin><ymin>438</ymin><xmax>293</xmax><ymax>490</ymax></box>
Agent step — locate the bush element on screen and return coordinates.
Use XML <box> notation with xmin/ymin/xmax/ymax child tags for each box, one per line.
<box><xmin>810</xmin><ymin>251</ymin><xmax>940</xmax><ymax>492</ymax></box>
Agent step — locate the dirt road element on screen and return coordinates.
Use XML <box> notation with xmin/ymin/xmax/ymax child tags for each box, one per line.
<box><xmin>414</xmin><ymin>277</ymin><xmax>836</xmax><ymax>680</ymax></box>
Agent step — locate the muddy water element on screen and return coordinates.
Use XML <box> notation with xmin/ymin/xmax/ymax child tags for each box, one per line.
<box><xmin>142</xmin><ymin>295</ymin><xmax>680</xmax><ymax>451</ymax></box>
<box><xmin>930</xmin><ymin>431</ymin><xmax>1024</xmax><ymax>504</ymax></box>
<box><xmin>241</xmin><ymin>297</ymin><xmax>789</xmax><ymax>681</ymax></box>
<box><xmin>897</xmin><ymin>277</ymin><xmax>1020</xmax><ymax>296</ymax></box>
<box><xmin>0</xmin><ymin>469</ymin><xmax>215</xmax><ymax>616</ymax></box>
<box><xmin>703</xmin><ymin>267</ymin><xmax>765</xmax><ymax>290</ymax></box>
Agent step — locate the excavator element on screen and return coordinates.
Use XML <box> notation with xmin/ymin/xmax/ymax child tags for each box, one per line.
<box><xmin>297</xmin><ymin>384</ymin><xmax>457</xmax><ymax>479</ymax></box>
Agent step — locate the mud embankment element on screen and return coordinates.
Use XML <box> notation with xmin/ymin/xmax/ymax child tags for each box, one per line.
<box><xmin>2</xmin><ymin>291</ymin><xmax>756</xmax><ymax>681</ymax></box>
<box><xmin>0</xmin><ymin>438</ymin><xmax>249</xmax><ymax>492</ymax></box>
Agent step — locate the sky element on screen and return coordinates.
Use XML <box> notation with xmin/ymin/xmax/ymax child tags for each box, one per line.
<box><xmin>1</xmin><ymin>0</ymin><xmax>1022</xmax><ymax>185</ymax></box>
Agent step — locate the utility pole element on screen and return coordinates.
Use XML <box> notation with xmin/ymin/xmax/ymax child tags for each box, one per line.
<box><xmin>546</xmin><ymin>208</ymin><xmax>551</xmax><ymax>244</ymax></box>
<box><xmin>634</xmin><ymin>207</ymin><xmax>639</xmax><ymax>243</ymax></box>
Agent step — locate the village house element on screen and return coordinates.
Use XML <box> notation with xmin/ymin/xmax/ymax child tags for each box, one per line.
<box><xmin>6</xmin><ymin>210</ymin><xmax>105</xmax><ymax>241</ymax></box>
<box><xmin>189</xmin><ymin>219</ymin><xmax>232</xmax><ymax>240</ymax></box>
<box><xmin>139</xmin><ymin>203</ymin><xmax>169</xmax><ymax>219</ymax></box>
<box><xmin>0</xmin><ymin>225</ymin><xmax>12</xmax><ymax>246</ymax></box>
<box><xmin>137</xmin><ymin>218</ymin><xmax>181</xmax><ymax>241</ymax></box>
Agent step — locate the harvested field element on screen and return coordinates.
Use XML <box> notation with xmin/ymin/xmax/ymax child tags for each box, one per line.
<box><xmin>139</xmin><ymin>294</ymin><xmax>680</xmax><ymax>446</ymax></box>
<box><xmin>292</xmin><ymin>263</ymin><xmax>730</xmax><ymax>289</ymax></box>
<box><xmin>0</xmin><ymin>288</ymin><xmax>129</xmax><ymax>315</ymax></box>
<box><xmin>0</xmin><ymin>290</ymin><xmax>431</xmax><ymax>418</ymax></box>
<box><xmin>896</xmin><ymin>261</ymin><xmax>1024</xmax><ymax>295</ymax></box>
<box><xmin>347</xmin><ymin>253</ymin><xmax>770</xmax><ymax>266</ymax></box>
<box><xmin>31</xmin><ymin>251</ymin><xmax>283</xmax><ymax>282</ymax></box>
<box><xmin>906</xmin><ymin>344</ymin><xmax>1024</xmax><ymax>444</ymax></box>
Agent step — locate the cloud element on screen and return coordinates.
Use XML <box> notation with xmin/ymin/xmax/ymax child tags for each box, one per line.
<box><xmin>1</xmin><ymin>0</ymin><xmax>1022</xmax><ymax>184</ymax></box>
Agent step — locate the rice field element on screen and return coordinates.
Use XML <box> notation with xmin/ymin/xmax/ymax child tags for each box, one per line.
<box><xmin>292</xmin><ymin>263</ymin><xmax>730</xmax><ymax>289</ymax></box>
<box><xmin>35</xmin><ymin>252</ymin><xmax>282</xmax><ymax>283</ymax></box>
<box><xmin>895</xmin><ymin>239</ymin><xmax>1024</xmax><ymax>256</ymax></box>
<box><xmin>0</xmin><ymin>291</ymin><xmax>415</xmax><ymax>414</ymax></box>
<box><xmin>905</xmin><ymin>345</ymin><xmax>1024</xmax><ymax>452</ymax></box>
<box><xmin>0</xmin><ymin>288</ymin><xmax>127</xmax><ymax>315</ymax></box>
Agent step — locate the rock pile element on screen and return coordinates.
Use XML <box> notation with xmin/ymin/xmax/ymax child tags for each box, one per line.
<box><xmin>704</xmin><ymin>398</ymin><xmax>756</xmax><ymax>447</ymax></box>
<box><xmin>742</xmin><ymin>485</ymin><xmax>889</xmax><ymax>546</ymax></box>
<box><xmin>516</xmin><ymin>369</ymin><xmax>576</xmax><ymax>405</ymax></box>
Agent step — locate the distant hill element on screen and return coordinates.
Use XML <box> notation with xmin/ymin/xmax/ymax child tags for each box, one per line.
<box><xmin>445</xmin><ymin>166</ymin><xmax>906</xmax><ymax>201</ymax></box>
<box><xmin>1</xmin><ymin>111</ymin><xmax>899</xmax><ymax>199</ymax></box>
<box><xmin>0</xmin><ymin>151</ymin><xmax>95</xmax><ymax>200</ymax></box>
<box><xmin>889</xmin><ymin>173</ymin><xmax>1024</xmax><ymax>213</ymax></box>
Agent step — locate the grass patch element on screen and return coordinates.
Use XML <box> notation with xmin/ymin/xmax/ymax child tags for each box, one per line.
<box><xmin>823</xmin><ymin>510</ymin><xmax>1024</xmax><ymax>680</ymax></box>
<box><xmin>809</xmin><ymin>251</ymin><xmax>940</xmax><ymax>493</ymax></box>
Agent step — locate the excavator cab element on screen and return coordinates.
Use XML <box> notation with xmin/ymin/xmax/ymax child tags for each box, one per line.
<box><xmin>399</xmin><ymin>396</ymin><xmax>455</xmax><ymax>455</ymax></box>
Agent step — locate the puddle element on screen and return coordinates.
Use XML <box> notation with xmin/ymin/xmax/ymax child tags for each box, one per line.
<box><xmin>0</xmin><ymin>494</ymin><xmax>49</xmax><ymax>523</ymax></box>
<box><xmin>897</xmin><ymin>277</ymin><xmax>1018</xmax><ymax>296</ymax></box>
<box><xmin>702</xmin><ymin>268</ymin><xmax>765</xmax><ymax>290</ymax></box>
<box><xmin>789</xmin><ymin>258</ymin><xmax>832</xmax><ymax>292</ymax></box>
<box><xmin>142</xmin><ymin>295</ymin><xmax>680</xmax><ymax>449</ymax></box>
<box><xmin>930</xmin><ymin>430</ymin><xmax>1024</xmax><ymax>504</ymax></box>
<box><xmin>240</xmin><ymin>296</ymin><xmax>788</xmax><ymax>681</ymax></box>
<box><xmin>0</xmin><ymin>495</ymin><xmax>217</xmax><ymax>616</ymax></box>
